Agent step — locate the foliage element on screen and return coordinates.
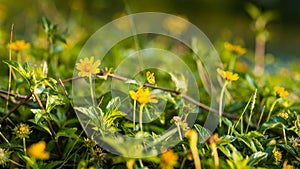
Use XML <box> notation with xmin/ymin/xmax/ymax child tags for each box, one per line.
<box><xmin>0</xmin><ymin>11</ymin><xmax>299</xmax><ymax>169</ymax></box>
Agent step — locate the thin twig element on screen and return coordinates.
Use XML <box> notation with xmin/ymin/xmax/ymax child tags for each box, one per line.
<box><xmin>0</xmin><ymin>89</ymin><xmax>29</xmax><ymax>99</ymax></box>
<box><xmin>99</xmin><ymin>70</ymin><xmax>238</xmax><ymax>120</ymax></box>
<box><xmin>0</xmin><ymin>93</ymin><xmax>32</xmax><ymax>124</ymax></box>
<box><xmin>0</xmin><ymin>70</ymin><xmax>238</xmax><ymax>120</ymax></box>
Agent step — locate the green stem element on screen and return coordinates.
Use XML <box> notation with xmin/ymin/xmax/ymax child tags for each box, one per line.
<box><xmin>89</xmin><ymin>75</ymin><xmax>95</xmax><ymax>106</ymax></box>
<box><xmin>232</xmin><ymin>95</ymin><xmax>253</xmax><ymax>135</ymax></box>
<box><xmin>139</xmin><ymin>104</ymin><xmax>144</xmax><ymax>135</ymax></box>
<box><xmin>0</xmin><ymin>131</ymin><xmax>10</xmax><ymax>145</ymax></box>
<box><xmin>133</xmin><ymin>100</ymin><xmax>136</xmax><ymax>130</ymax></box>
<box><xmin>228</xmin><ymin>55</ymin><xmax>237</xmax><ymax>71</ymax></box>
<box><xmin>266</xmin><ymin>98</ymin><xmax>279</xmax><ymax>122</ymax></box>
<box><xmin>219</xmin><ymin>81</ymin><xmax>228</xmax><ymax>127</ymax></box>
<box><xmin>180</xmin><ymin>157</ymin><xmax>187</xmax><ymax>169</ymax></box>
<box><xmin>282</xmin><ymin>126</ymin><xmax>287</xmax><ymax>145</ymax></box>
<box><xmin>23</xmin><ymin>138</ymin><xmax>27</xmax><ymax>156</ymax></box>
<box><xmin>176</xmin><ymin>122</ymin><xmax>187</xmax><ymax>151</ymax></box>
<box><xmin>246</xmin><ymin>90</ymin><xmax>257</xmax><ymax>133</ymax></box>
<box><xmin>138</xmin><ymin>159</ymin><xmax>144</xmax><ymax>168</ymax></box>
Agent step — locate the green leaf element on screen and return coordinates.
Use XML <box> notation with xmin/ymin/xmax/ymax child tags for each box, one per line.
<box><xmin>46</xmin><ymin>93</ymin><xmax>65</xmax><ymax>113</ymax></box>
<box><xmin>237</xmin><ymin>135</ymin><xmax>257</xmax><ymax>152</ymax></box>
<box><xmin>194</xmin><ymin>124</ymin><xmax>211</xmax><ymax>142</ymax></box>
<box><xmin>259</xmin><ymin>117</ymin><xmax>285</xmax><ymax>134</ymax></box>
<box><xmin>246</xmin><ymin>131</ymin><xmax>264</xmax><ymax>138</ymax></box>
<box><xmin>245</xmin><ymin>3</ymin><xmax>261</xmax><ymax>20</ymax></box>
<box><xmin>31</xmin><ymin>109</ymin><xmax>45</xmax><ymax>123</ymax></box>
<box><xmin>278</xmin><ymin>144</ymin><xmax>300</xmax><ymax>161</ymax></box>
<box><xmin>44</xmin><ymin>161</ymin><xmax>63</xmax><ymax>169</ymax></box>
<box><xmin>222</xmin><ymin>117</ymin><xmax>233</xmax><ymax>127</ymax></box>
<box><xmin>40</xmin><ymin>77</ymin><xmax>58</xmax><ymax>91</ymax></box>
<box><xmin>3</xmin><ymin>60</ymin><xmax>30</xmax><ymax>83</ymax></box>
<box><xmin>106</xmin><ymin>97</ymin><xmax>121</xmax><ymax>111</ymax></box>
<box><xmin>56</xmin><ymin>128</ymin><xmax>78</xmax><ymax>139</ymax></box>
<box><xmin>218</xmin><ymin>135</ymin><xmax>236</xmax><ymax>146</ymax></box>
<box><xmin>218</xmin><ymin>145</ymin><xmax>231</xmax><ymax>158</ymax></box>
<box><xmin>247</xmin><ymin>151</ymin><xmax>268</xmax><ymax>166</ymax></box>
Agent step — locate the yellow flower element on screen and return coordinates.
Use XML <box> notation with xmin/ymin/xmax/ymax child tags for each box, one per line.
<box><xmin>129</xmin><ymin>87</ymin><xmax>157</xmax><ymax>105</ymax></box>
<box><xmin>7</xmin><ymin>40</ymin><xmax>30</xmax><ymax>51</ymax></box>
<box><xmin>274</xmin><ymin>87</ymin><xmax>289</xmax><ymax>98</ymax></box>
<box><xmin>217</xmin><ymin>68</ymin><xmax>239</xmax><ymax>81</ymax></box>
<box><xmin>163</xmin><ymin>15</ymin><xmax>188</xmax><ymax>35</ymax></box>
<box><xmin>283</xmin><ymin>160</ymin><xmax>293</xmax><ymax>169</ymax></box>
<box><xmin>146</xmin><ymin>71</ymin><xmax>155</xmax><ymax>84</ymax></box>
<box><xmin>272</xmin><ymin>147</ymin><xmax>282</xmax><ymax>163</ymax></box>
<box><xmin>224</xmin><ymin>42</ymin><xmax>247</xmax><ymax>55</ymax></box>
<box><xmin>13</xmin><ymin>123</ymin><xmax>32</xmax><ymax>139</ymax></box>
<box><xmin>28</xmin><ymin>141</ymin><xmax>50</xmax><ymax>160</ymax></box>
<box><xmin>159</xmin><ymin>150</ymin><xmax>178</xmax><ymax>169</ymax></box>
<box><xmin>76</xmin><ymin>56</ymin><xmax>101</xmax><ymax>77</ymax></box>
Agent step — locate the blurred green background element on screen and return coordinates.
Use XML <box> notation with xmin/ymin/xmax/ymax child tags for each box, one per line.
<box><xmin>0</xmin><ymin>0</ymin><xmax>299</xmax><ymax>65</ymax></box>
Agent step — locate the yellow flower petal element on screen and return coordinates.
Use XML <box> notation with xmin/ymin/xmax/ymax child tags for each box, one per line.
<box><xmin>146</xmin><ymin>71</ymin><xmax>155</xmax><ymax>84</ymax></box>
<box><xmin>76</xmin><ymin>56</ymin><xmax>101</xmax><ymax>77</ymax></box>
<box><xmin>274</xmin><ymin>87</ymin><xmax>289</xmax><ymax>98</ymax></box>
<box><xmin>7</xmin><ymin>40</ymin><xmax>30</xmax><ymax>51</ymax></box>
<box><xmin>28</xmin><ymin>141</ymin><xmax>50</xmax><ymax>160</ymax></box>
<box><xmin>129</xmin><ymin>87</ymin><xmax>157</xmax><ymax>105</ymax></box>
<box><xmin>224</xmin><ymin>42</ymin><xmax>247</xmax><ymax>55</ymax></box>
<box><xmin>217</xmin><ymin>68</ymin><xmax>239</xmax><ymax>81</ymax></box>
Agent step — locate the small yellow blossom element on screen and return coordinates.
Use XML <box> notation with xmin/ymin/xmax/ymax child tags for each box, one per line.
<box><xmin>28</xmin><ymin>141</ymin><xmax>50</xmax><ymax>160</ymax></box>
<box><xmin>13</xmin><ymin>123</ymin><xmax>31</xmax><ymax>139</ymax></box>
<box><xmin>277</xmin><ymin>112</ymin><xmax>289</xmax><ymax>120</ymax></box>
<box><xmin>224</xmin><ymin>42</ymin><xmax>247</xmax><ymax>55</ymax></box>
<box><xmin>129</xmin><ymin>87</ymin><xmax>157</xmax><ymax>105</ymax></box>
<box><xmin>272</xmin><ymin>147</ymin><xmax>282</xmax><ymax>163</ymax></box>
<box><xmin>217</xmin><ymin>68</ymin><xmax>239</xmax><ymax>81</ymax></box>
<box><xmin>283</xmin><ymin>160</ymin><xmax>293</xmax><ymax>169</ymax></box>
<box><xmin>274</xmin><ymin>87</ymin><xmax>289</xmax><ymax>98</ymax></box>
<box><xmin>159</xmin><ymin>150</ymin><xmax>178</xmax><ymax>169</ymax></box>
<box><xmin>76</xmin><ymin>56</ymin><xmax>101</xmax><ymax>77</ymax></box>
<box><xmin>163</xmin><ymin>15</ymin><xmax>188</xmax><ymax>35</ymax></box>
<box><xmin>7</xmin><ymin>40</ymin><xmax>30</xmax><ymax>51</ymax></box>
<box><xmin>146</xmin><ymin>71</ymin><xmax>155</xmax><ymax>84</ymax></box>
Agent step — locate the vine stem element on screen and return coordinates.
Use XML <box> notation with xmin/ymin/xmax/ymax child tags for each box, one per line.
<box><xmin>0</xmin><ymin>93</ymin><xmax>32</xmax><ymax>124</ymax></box>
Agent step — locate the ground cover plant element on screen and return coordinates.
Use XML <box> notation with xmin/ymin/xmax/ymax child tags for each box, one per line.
<box><xmin>0</xmin><ymin>2</ymin><xmax>300</xmax><ymax>169</ymax></box>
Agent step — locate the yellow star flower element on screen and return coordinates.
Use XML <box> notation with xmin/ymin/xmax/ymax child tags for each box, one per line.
<box><xmin>76</xmin><ymin>56</ymin><xmax>101</xmax><ymax>77</ymax></box>
<box><xmin>274</xmin><ymin>86</ymin><xmax>289</xmax><ymax>98</ymax></box>
<box><xmin>272</xmin><ymin>147</ymin><xmax>282</xmax><ymax>163</ymax></box>
<box><xmin>224</xmin><ymin>42</ymin><xmax>247</xmax><ymax>55</ymax></box>
<box><xmin>129</xmin><ymin>87</ymin><xmax>157</xmax><ymax>105</ymax></box>
<box><xmin>217</xmin><ymin>68</ymin><xmax>239</xmax><ymax>81</ymax></box>
<box><xmin>146</xmin><ymin>71</ymin><xmax>155</xmax><ymax>84</ymax></box>
<box><xmin>7</xmin><ymin>40</ymin><xmax>30</xmax><ymax>51</ymax></box>
<box><xmin>159</xmin><ymin>149</ymin><xmax>178</xmax><ymax>169</ymax></box>
<box><xmin>28</xmin><ymin>141</ymin><xmax>50</xmax><ymax>160</ymax></box>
